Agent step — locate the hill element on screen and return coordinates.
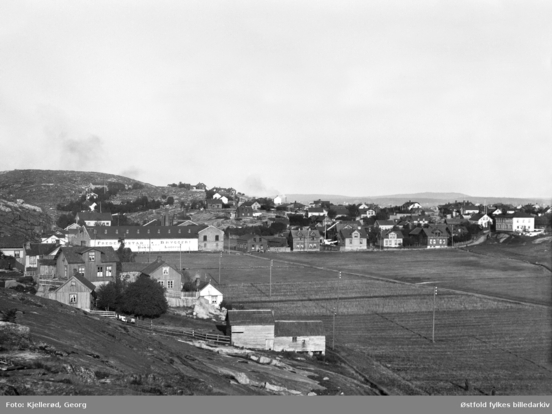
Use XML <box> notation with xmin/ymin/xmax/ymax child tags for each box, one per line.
<box><xmin>0</xmin><ymin>289</ymin><xmax>377</xmax><ymax>396</ymax></box>
<box><xmin>285</xmin><ymin>193</ymin><xmax>551</xmax><ymax>206</ymax></box>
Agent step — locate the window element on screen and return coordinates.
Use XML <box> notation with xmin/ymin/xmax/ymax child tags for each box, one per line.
<box><xmin>137</xmin><ymin>229</ymin><xmax>140</xmax><ymax>234</ymax></box>
<box><xmin>203</xmin><ymin>235</ymin><xmax>207</xmax><ymax>242</ymax></box>
<box><xmin>64</xmin><ymin>265</ymin><xmax>67</xmax><ymax>277</ymax></box>
<box><xmin>97</xmin><ymin>266</ymin><xmax>103</xmax><ymax>277</ymax></box>
<box><xmin>89</xmin><ymin>252</ymin><xmax>95</xmax><ymax>262</ymax></box>
<box><xmin>167</xmin><ymin>280</ymin><xmax>174</xmax><ymax>289</ymax></box>
<box><xmin>30</xmin><ymin>256</ymin><xmax>37</xmax><ymax>266</ymax></box>
<box><xmin>106</xmin><ymin>266</ymin><xmax>112</xmax><ymax>277</ymax></box>
<box><xmin>215</xmin><ymin>235</ymin><xmax>219</xmax><ymax>242</ymax></box>
<box><xmin>158</xmin><ymin>280</ymin><xmax>165</xmax><ymax>287</ymax></box>
<box><xmin>69</xmin><ymin>294</ymin><xmax>77</xmax><ymax>304</ymax></box>
<box><xmin>162</xmin><ymin>267</ymin><xmax>169</xmax><ymax>276</ymax></box>
<box><xmin>14</xmin><ymin>251</ymin><xmax>20</xmax><ymax>259</ymax></box>
<box><xmin>78</xmin><ymin>266</ymin><xmax>85</xmax><ymax>275</ymax></box>
<box><xmin>292</xmin><ymin>337</ymin><xmax>297</xmax><ymax>343</ymax></box>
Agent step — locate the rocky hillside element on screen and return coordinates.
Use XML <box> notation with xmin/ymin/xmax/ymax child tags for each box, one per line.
<box><xmin>0</xmin><ymin>170</ymin><xmax>151</xmax><ymax>213</ymax></box>
<box><xmin>0</xmin><ymin>199</ymin><xmax>53</xmax><ymax>239</ymax></box>
<box><xmin>0</xmin><ymin>289</ymin><xmax>377</xmax><ymax>396</ymax></box>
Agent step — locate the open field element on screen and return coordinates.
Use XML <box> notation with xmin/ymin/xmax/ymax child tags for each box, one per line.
<box><xmin>134</xmin><ymin>249</ymin><xmax>552</xmax><ymax>395</ymax></box>
<box><xmin>273</xmin><ymin>308</ymin><xmax>552</xmax><ymax>396</ymax></box>
<box><xmin>259</xmin><ymin>249</ymin><xmax>552</xmax><ymax>306</ymax></box>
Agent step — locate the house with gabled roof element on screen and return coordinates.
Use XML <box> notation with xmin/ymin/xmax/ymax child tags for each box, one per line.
<box><xmin>468</xmin><ymin>213</ymin><xmax>493</xmax><ymax>229</ymax></box>
<box><xmin>206</xmin><ymin>199</ymin><xmax>224</xmax><ymax>209</ymax></box>
<box><xmin>0</xmin><ymin>235</ymin><xmax>27</xmax><ymax>267</ymax></box>
<box><xmin>410</xmin><ymin>225</ymin><xmax>449</xmax><ymax>248</ymax></box>
<box><xmin>198</xmin><ymin>226</ymin><xmax>225</xmax><ymax>251</ymax></box>
<box><xmin>374</xmin><ymin>220</ymin><xmax>395</xmax><ymax>231</ymax></box>
<box><xmin>307</xmin><ymin>207</ymin><xmax>326</xmax><ymax>217</ymax></box>
<box><xmin>338</xmin><ymin>227</ymin><xmax>368</xmax><ymax>251</ymax></box>
<box><xmin>38</xmin><ymin>273</ymin><xmax>96</xmax><ymax>311</ymax></box>
<box><xmin>379</xmin><ymin>229</ymin><xmax>404</xmax><ymax>248</ymax></box>
<box><xmin>24</xmin><ymin>243</ymin><xmax>60</xmax><ymax>278</ymax></box>
<box><xmin>495</xmin><ymin>213</ymin><xmax>535</xmax><ymax>233</ymax></box>
<box><xmin>236</xmin><ymin>234</ymin><xmax>268</xmax><ymax>253</ymax></box>
<box><xmin>140</xmin><ymin>256</ymin><xmax>182</xmax><ymax>306</ymax></box>
<box><xmin>53</xmin><ymin>246</ymin><xmax>119</xmax><ymax>286</ymax></box>
<box><xmin>402</xmin><ymin>201</ymin><xmax>422</xmax><ymax>211</ymax></box>
<box><xmin>289</xmin><ymin>228</ymin><xmax>320</xmax><ymax>252</ymax></box>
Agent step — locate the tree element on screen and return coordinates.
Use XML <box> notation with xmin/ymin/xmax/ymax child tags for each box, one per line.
<box><xmin>56</xmin><ymin>213</ymin><xmax>75</xmax><ymax>229</ymax></box>
<box><xmin>96</xmin><ymin>279</ymin><xmax>126</xmax><ymax>311</ymax></box>
<box><xmin>327</xmin><ymin>209</ymin><xmax>337</xmax><ymax>219</ymax></box>
<box><xmin>121</xmin><ymin>275</ymin><xmax>168</xmax><ymax>318</ymax></box>
<box><xmin>166</xmin><ymin>196</ymin><xmax>175</xmax><ymax>205</ymax></box>
<box><xmin>269</xmin><ymin>221</ymin><xmax>287</xmax><ymax>234</ymax></box>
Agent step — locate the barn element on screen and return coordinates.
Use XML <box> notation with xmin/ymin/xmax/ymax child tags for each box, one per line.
<box><xmin>273</xmin><ymin>320</ymin><xmax>326</xmax><ymax>355</ymax></box>
<box><xmin>226</xmin><ymin>309</ymin><xmax>275</xmax><ymax>350</ymax></box>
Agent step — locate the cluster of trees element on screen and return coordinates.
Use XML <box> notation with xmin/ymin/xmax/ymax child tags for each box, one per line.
<box><xmin>96</xmin><ymin>275</ymin><xmax>168</xmax><ymax>318</ymax></box>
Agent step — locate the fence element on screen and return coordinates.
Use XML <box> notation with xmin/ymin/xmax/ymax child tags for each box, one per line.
<box><xmin>140</xmin><ymin>324</ymin><xmax>230</xmax><ymax>345</ymax></box>
<box><xmin>87</xmin><ymin>310</ymin><xmax>117</xmax><ymax>319</ymax></box>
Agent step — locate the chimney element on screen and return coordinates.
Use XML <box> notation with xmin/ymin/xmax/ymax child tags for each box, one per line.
<box><xmin>157</xmin><ymin>256</ymin><xmax>162</xmax><ymax>262</ymax></box>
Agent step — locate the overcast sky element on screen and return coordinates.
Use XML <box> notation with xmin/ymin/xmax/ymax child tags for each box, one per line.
<box><xmin>1</xmin><ymin>1</ymin><xmax>551</xmax><ymax>198</ymax></box>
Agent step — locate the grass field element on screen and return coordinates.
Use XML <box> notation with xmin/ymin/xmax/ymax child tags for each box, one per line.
<box><xmin>134</xmin><ymin>249</ymin><xmax>552</xmax><ymax>395</ymax></box>
<box><xmin>259</xmin><ymin>249</ymin><xmax>552</xmax><ymax>306</ymax></box>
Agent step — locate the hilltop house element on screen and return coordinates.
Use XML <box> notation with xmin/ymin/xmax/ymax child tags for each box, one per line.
<box><xmin>24</xmin><ymin>243</ymin><xmax>60</xmax><ymax>277</ymax></box>
<box><xmin>75</xmin><ymin>212</ymin><xmax>112</xmax><ymax>227</ymax></box>
<box><xmin>236</xmin><ymin>205</ymin><xmax>254</xmax><ymax>218</ymax></box>
<box><xmin>402</xmin><ymin>201</ymin><xmax>422</xmax><ymax>211</ymax></box>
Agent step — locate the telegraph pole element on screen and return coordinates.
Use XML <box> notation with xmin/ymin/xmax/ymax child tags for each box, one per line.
<box><xmin>432</xmin><ymin>286</ymin><xmax>437</xmax><ymax>343</ymax></box>
<box><xmin>337</xmin><ymin>271</ymin><xmax>341</xmax><ymax>315</ymax></box>
<box><xmin>269</xmin><ymin>260</ymin><xmax>273</xmax><ymax>297</ymax></box>
<box><xmin>332</xmin><ymin>310</ymin><xmax>336</xmax><ymax>350</ymax></box>
<box><xmin>218</xmin><ymin>252</ymin><xmax>222</xmax><ymax>284</ymax></box>
<box><xmin>179</xmin><ymin>243</ymin><xmax>182</xmax><ymax>272</ymax></box>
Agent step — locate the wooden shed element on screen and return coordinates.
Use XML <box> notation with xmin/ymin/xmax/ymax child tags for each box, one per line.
<box><xmin>226</xmin><ymin>309</ymin><xmax>275</xmax><ymax>350</ymax></box>
<box><xmin>273</xmin><ymin>320</ymin><xmax>326</xmax><ymax>355</ymax></box>
<box><xmin>45</xmin><ymin>273</ymin><xmax>96</xmax><ymax>311</ymax></box>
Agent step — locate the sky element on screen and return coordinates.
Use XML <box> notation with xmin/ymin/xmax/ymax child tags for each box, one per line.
<box><xmin>1</xmin><ymin>0</ymin><xmax>551</xmax><ymax>198</ymax></box>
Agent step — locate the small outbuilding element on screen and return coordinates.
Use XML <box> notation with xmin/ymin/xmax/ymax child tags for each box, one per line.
<box><xmin>198</xmin><ymin>282</ymin><xmax>223</xmax><ymax>306</ymax></box>
<box><xmin>226</xmin><ymin>309</ymin><xmax>275</xmax><ymax>350</ymax></box>
<box><xmin>274</xmin><ymin>320</ymin><xmax>326</xmax><ymax>355</ymax></box>
<box><xmin>43</xmin><ymin>273</ymin><xmax>96</xmax><ymax>311</ymax></box>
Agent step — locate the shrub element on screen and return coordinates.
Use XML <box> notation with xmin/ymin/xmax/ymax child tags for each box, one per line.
<box><xmin>121</xmin><ymin>275</ymin><xmax>168</xmax><ymax>318</ymax></box>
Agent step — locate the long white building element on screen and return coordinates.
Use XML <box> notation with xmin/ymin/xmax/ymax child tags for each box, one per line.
<box><xmin>72</xmin><ymin>225</ymin><xmax>203</xmax><ymax>252</ymax></box>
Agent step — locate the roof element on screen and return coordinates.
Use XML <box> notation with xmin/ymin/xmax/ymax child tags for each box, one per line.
<box><xmin>207</xmin><ymin>199</ymin><xmax>223</xmax><ymax>205</ymax></box>
<box><xmin>77</xmin><ymin>212</ymin><xmax>113</xmax><ymax>222</ymax></box>
<box><xmin>495</xmin><ymin>213</ymin><xmax>535</xmax><ymax>219</ymax></box>
<box><xmin>58</xmin><ymin>246</ymin><xmax>120</xmax><ymax>264</ymax></box>
<box><xmin>227</xmin><ymin>309</ymin><xmax>275</xmax><ymax>325</ymax></box>
<box><xmin>72</xmin><ymin>273</ymin><xmax>96</xmax><ymax>291</ymax></box>
<box><xmin>237</xmin><ymin>234</ymin><xmax>267</xmax><ymax>242</ymax></box>
<box><xmin>290</xmin><ymin>229</ymin><xmax>320</xmax><ymax>239</ymax></box>
<box><xmin>140</xmin><ymin>259</ymin><xmax>180</xmax><ymax>276</ymax></box>
<box><xmin>308</xmin><ymin>207</ymin><xmax>325</xmax><ymax>213</ymax></box>
<box><xmin>339</xmin><ymin>228</ymin><xmax>368</xmax><ymax>239</ymax></box>
<box><xmin>25</xmin><ymin>243</ymin><xmax>58</xmax><ymax>257</ymax></box>
<box><xmin>121</xmin><ymin>262</ymin><xmax>149</xmax><ymax>273</ymax></box>
<box><xmin>274</xmin><ymin>320</ymin><xmax>325</xmax><ymax>337</ymax></box>
<box><xmin>86</xmin><ymin>225</ymin><xmax>207</xmax><ymax>240</ymax></box>
<box><xmin>0</xmin><ymin>235</ymin><xmax>26</xmax><ymax>249</ymax></box>
<box><xmin>376</xmin><ymin>220</ymin><xmax>395</xmax><ymax>226</ymax></box>
<box><xmin>38</xmin><ymin>258</ymin><xmax>57</xmax><ymax>266</ymax></box>
<box><xmin>382</xmin><ymin>229</ymin><xmax>404</xmax><ymax>239</ymax></box>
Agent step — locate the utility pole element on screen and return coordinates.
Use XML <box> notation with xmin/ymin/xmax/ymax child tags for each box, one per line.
<box><xmin>179</xmin><ymin>243</ymin><xmax>182</xmax><ymax>273</ymax></box>
<box><xmin>332</xmin><ymin>310</ymin><xmax>336</xmax><ymax>350</ymax></box>
<box><xmin>269</xmin><ymin>260</ymin><xmax>273</xmax><ymax>297</ymax></box>
<box><xmin>218</xmin><ymin>252</ymin><xmax>222</xmax><ymax>284</ymax></box>
<box><xmin>432</xmin><ymin>286</ymin><xmax>437</xmax><ymax>343</ymax></box>
<box><xmin>337</xmin><ymin>271</ymin><xmax>341</xmax><ymax>315</ymax></box>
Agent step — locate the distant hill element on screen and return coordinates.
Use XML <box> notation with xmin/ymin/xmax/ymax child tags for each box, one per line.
<box><xmin>285</xmin><ymin>193</ymin><xmax>551</xmax><ymax>207</ymax></box>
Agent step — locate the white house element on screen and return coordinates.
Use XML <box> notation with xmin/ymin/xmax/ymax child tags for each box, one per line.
<box><xmin>495</xmin><ymin>213</ymin><xmax>535</xmax><ymax>233</ymax></box>
<box><xmin>469</xmin><ymin>213</ymin><xmax>493</xmax><ymax>229</ymax></box>
<box><xmin>274</xmin><ymin>195</ymin><xmax>286</xmax><ymax>206</ymax></box>
<box><xmin>198</xmin><ymin>283</ymin><xmax>223</xmax><ymax>306</ymax></box>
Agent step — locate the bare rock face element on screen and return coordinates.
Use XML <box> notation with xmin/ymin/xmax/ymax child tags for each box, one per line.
<box><xmin>193</xmin><ymin>298</ymin><xmax>227</xmax><ymax>321</ymax></box>
<box><xmin>0</xmin><ymin>198</ymin><xmax>52</xmax><ymax>239</ymax></box>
